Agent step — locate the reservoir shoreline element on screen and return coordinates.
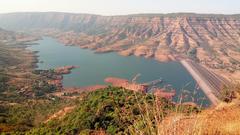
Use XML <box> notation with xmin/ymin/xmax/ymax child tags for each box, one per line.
<box><xmin>29</xmin><ymin>37</ymin><xmax>210</xmax><ymax>105</ymax></box>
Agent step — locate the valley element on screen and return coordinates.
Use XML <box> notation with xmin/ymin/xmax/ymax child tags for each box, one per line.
<box><xmin>0</xmin><ymin>12</ymin><xmax>239</xmax><ymax>134</ymax></box>
<box><xmin>1</xmin><ymin>12</ymin><xmax>239</xmax><ymax>82</ymax></box>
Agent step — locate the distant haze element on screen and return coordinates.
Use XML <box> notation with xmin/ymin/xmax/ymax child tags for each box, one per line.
<box><xmin>0</xmin><ymin>0</ymin><xmax>239</xmax><ymax>15</ymax></box>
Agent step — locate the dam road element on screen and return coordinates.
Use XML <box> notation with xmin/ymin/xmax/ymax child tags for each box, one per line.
<box><xmin>180</xmin><ymin>59</ymin><xmax>230</xmax><ymax>106</ymax></box>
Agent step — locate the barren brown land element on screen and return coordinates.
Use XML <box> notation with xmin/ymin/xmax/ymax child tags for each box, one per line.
<box><xmin>0</xmin><ymin>28</ymin><xmax>40</xmax><ymax>90</ymax></box>
<box><xmin>0</xmin><ymin>28</ymin><xmax>70</xmax><ymax>98</ymax></box>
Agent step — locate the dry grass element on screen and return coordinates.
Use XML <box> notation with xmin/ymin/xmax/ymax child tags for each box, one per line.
<box><xmin>158</xmin><ymin>101</ymin><xmax>240</xmax><ymax>135</ymax></box>
<box><xmin>130</xmin><ymin>85</ymin><xmax>240</xmax><ymax>135</ymax></box>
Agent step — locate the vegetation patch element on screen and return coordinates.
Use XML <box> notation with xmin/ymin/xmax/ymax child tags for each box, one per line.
<box><xmin>26</xmin><ymin>87</ymin><xmax>199</xmax><ymax>135</ymax></box>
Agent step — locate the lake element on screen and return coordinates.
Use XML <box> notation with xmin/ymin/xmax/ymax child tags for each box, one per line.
<box><xmin>29</xmin><ymin>37</ymin><xmax>209</xmax><ymax>105</ymax></box>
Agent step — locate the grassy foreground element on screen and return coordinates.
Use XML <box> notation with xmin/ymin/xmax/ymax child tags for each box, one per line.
<box><xmin>0</xmin><ymin>87</ymin><xmax>197</xmax><ymax>135</ymax></box>
<box><xmin>2</xmin><ymin>85</ymin><xmax>240</xmax><ymax>135</ymax></box>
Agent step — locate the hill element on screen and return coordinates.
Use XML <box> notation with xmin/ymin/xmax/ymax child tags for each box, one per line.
<box><xmin>2</xmin><ymin>86</ymin><xmax>239</xmax><ymax>135</ymax></box>
<box><xmin>25</xmin><ymin>87</ymin><xmax>198</xmax><ymax>135</ymax></box>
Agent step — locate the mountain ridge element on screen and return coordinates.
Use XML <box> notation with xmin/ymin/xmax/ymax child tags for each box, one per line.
<box><xmin>1</xmin><ymin>11</ymin><xmax>240</xmax><ymax>17</ymax></box>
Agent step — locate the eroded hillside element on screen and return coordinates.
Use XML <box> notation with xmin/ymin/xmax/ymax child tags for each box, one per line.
<box><xmin>0</xmin><ymin>13</ymin><xmax>240</xmax><ymax>81</ymax></box>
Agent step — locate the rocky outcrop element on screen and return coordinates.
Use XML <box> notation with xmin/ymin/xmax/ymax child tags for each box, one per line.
<box><xmin>105</xmin><ymin>77</ymin><xmax>148</xmax><ymax>93</ymax></box>
<box><xmin>54</xmin><ymin>66</ymin><xmax>78</xmax><ymax>74</ymax></box>
<box><xmin>104</xmin><ymin>77</ymin><xmax>177</xmax><ymax>98</ymax></box>
<box><xmin>45</xmin><ymin>66</ymin><xmax>78</xmax><ymax>88</ymax></box>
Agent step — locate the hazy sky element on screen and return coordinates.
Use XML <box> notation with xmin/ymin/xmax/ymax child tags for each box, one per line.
<box><xmin>0</xmin><ymin>0</ymin><xmax>239</xmax><ymax>15</ymax></box>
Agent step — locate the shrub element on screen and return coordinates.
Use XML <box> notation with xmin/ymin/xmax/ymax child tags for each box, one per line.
<box><xmin>26</xmin><ymin>87</ymin><xmax>177</xmax><ymax>134</ymax></box>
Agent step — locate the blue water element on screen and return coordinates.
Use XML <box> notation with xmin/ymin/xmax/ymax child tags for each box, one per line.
<box><xmin>29</xmin><ymin>37</ymin><xmax>209</xmax><ymax>105</ymax></box>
